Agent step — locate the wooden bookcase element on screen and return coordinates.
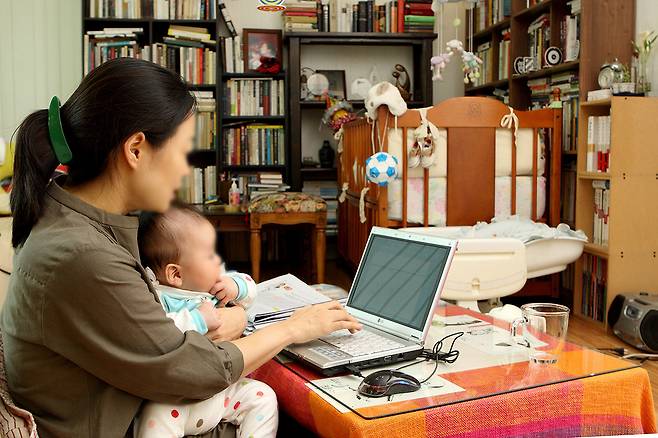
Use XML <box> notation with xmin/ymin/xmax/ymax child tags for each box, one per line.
<box><xmin>574</xmin><ymin>97</ymin><xmax>658</xmax><ymax>326</ymax></box>
<box><xmin>81</xmin><ymin>3</ymin><xmax>289</xmax><ymax>204</ymax></box>
<box><xmin>284</xmin><ymin>32</ymin><xmax>437</xmax><ymax>191</ymax></box>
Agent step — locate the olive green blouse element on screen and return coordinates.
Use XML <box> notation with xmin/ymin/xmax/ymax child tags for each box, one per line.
<box><xmin>0</xmin><ymin>180</ymin><xmax>243</xmax><ymax>437</ymax></box>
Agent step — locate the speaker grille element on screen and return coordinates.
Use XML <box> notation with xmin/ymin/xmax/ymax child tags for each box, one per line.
<box><xmin>640</xmin><ymin>310</ymin><xmax>658</xmax><ymax>352</ymax></box>
<box><xmin>608</xmin><ymin>294</ymin><xmax>626</xmax><ymax>327</ymax></box>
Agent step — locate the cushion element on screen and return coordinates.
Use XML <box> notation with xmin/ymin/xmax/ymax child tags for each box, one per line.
<box><xmin>0</xmin><ymin>329</ymin><xmax>38</xmax><ymax>437</ymax></box>
<box><xmin>248</xmin><ymin>192</ymin><xmax>327</xmax><ymax>214</ymax></box>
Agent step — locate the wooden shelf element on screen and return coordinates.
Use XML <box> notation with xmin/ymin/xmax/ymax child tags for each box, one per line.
<box><xmin>465</xmin><ymin>79</ymin><xmax>509</xmax><ymax>93</ymax></box>
<box><xmin>301</xmin><ymin>167</ymin><xmax>337</xmax><ymax>181</ymax></box>
<box><xmin>578</xmin><ymin>172</ymin><xmax>611</xmax><ymax>180</ymax></box>
<box><xmin>584</xmin><ymin>243</ymin><xmax>609</xmax><ymax>258</ymax></box>
<box><xmin>512</xmin><ymin>0</ymin><xmax>552</xmax><ymax>20</ymax></box>
<box><xmin>299</xmin><ymin>99</ymin><xmax>424</xmax><ymax>109</ymax></box>
<box><xmin>223</xmin><ymin>165</ymin><xmax>286</xmax><ymax>172</ymax></box>
<box><xmin>470</xmin><ymin>18</ymin><xmax>511</xmax><ymax>40</ymax></box>
<box><xmin>581</xmin><ymin>98</ymin><xmax>612</xmax><ymax>107</ymax></box>
<box><xmin>222</xmin><ymin>72</ymin><xmax>286</xmax><ymax>80</ymax></box>
<box><xmin>84</xmin><ymin>17</ymin><xmax>215</xmax><ymax>24</ymax></box>
<box><xmin>512</xmin><ymin>60</ymin><xmax>580</xmax><ymax>81</ymax></box>
<box><xmin>283</xmin><ymin>32</ymin><xmax>436</xmax><ymax>46</ymax></box>
<box><xmin>221</xmin><ymin>115</ymin><xmax>286</xmax><ymax>122</ymax></box>
<box><xmin>188</xmin><ymin>84</ymin><xmax>216</xmax><ymax>90</ymax></box>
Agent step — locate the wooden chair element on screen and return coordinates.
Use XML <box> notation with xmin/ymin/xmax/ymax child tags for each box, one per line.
<box><xmin>248</xmin><ymin>193</ymin><xmax>328</xmax><ymax>283</ymax></box>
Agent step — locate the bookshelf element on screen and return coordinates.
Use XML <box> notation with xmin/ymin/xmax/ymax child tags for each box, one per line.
<box><xmin>82</xmin><ymin>1</ymin><xmax>290</xmax><ymax>207</ymax></box>
<box><xmin>574</xmin><ymin>97</ymin><xmax>658</xmax><ymax>326</ymax></box>
<box><xmin>464</xmin><ymin>0</ymin><xmax>635</xmax><ymax>302</ymax></box>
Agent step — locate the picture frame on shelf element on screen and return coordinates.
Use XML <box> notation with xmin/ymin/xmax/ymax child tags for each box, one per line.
<box><xmin>317</xmin><ymin>69</ymin><xmax>347</xmax><ymax>99</ymax></box>
<box><xmin>243</xmin><ymin>28</ymin><xmax>283</xmax><ymax>72</ymax></box>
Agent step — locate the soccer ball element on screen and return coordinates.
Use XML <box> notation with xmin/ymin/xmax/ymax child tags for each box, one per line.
<box><xmin>365</xmin><ymin>152</ymin><xmax>399</xmax><ymax>186</ymax></box>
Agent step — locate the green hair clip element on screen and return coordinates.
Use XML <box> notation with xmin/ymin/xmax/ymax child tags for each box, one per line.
<box><xmin>47</xmin><ymin>96</ymin><xmax>73</xmax><ymax>164</ymax></box>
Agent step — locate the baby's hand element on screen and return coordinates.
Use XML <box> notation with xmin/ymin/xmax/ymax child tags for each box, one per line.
<box><xmin>209</xmin><ymin>277</ymin><xmax>239</xmax><ymax>307</ymax></box>
<box><xmin>198</xmin><ymin>301</ymin><xmax>222</xmax><ymax>331</ymax></box>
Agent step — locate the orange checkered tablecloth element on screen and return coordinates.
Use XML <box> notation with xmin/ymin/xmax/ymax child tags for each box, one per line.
<box><xmin>251</xmin><ymin>305</ymin><xmax>657</xmax><ymax>438</ymax></box>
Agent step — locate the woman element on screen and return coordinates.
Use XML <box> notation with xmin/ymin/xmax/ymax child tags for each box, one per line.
<box><xmin>1</xmin><ymin>58</ymin><xmax>361</xmax><ymax>437</ymax></box>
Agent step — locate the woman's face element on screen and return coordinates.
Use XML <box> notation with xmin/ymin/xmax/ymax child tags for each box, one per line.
<box><xmin>131</xmin><ymin>115</ymin><xmax>195</xmax><ymax>212</ymax></box>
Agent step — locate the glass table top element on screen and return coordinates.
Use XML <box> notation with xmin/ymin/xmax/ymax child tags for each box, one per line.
<box><xmin>275</xmin><ymin>303</ymin><xmax>637</xmax><ymax>420</ymax></box>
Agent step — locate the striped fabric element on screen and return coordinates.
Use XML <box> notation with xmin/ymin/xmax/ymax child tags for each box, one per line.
<box><xmin>0</xmin><ymin>330</ymin><xmax>38</xmax><ymax>438</ymax></box>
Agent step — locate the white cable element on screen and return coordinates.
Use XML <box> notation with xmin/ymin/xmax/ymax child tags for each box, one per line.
<box><xmin>622</xmin><ymin>353</ymin><xmax>658</xmax><ymax>360</ymax></box>
<box><xmin>500</xmin><ymin>106</ymin><xmax>519</xmax><ymax>145</ymax></box>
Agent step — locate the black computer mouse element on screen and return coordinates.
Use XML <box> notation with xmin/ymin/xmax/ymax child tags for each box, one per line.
<box><xmin>357</xmin><ymin>370</ymin><xmax>421</xmax><ymax>398</ymax></box>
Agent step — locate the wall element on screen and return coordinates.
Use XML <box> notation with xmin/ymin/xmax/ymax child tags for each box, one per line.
<box><xmin>0</xmin><ymin>0</ymin><xmax>82</xmax><ymax>142</ymax></box>
<box><xmin>636</xmin><ymin>0</ymin><xmax>658</xmax><ymax>97</ymax></box>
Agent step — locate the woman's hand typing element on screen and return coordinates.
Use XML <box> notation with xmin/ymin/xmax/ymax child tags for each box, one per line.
<box><xmin>283</xmin><ymin>301</ymin><xmax>362</xmax><ymax>344</ymax></box>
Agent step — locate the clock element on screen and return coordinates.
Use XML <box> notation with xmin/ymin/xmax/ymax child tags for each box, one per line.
<box><xmin>598</xmin><ymin>59</ymin><xmax>625</xmax><ymax>89</ymax></box>
<box><xmin>306</xmin><ymin>72</ymin><xmax>329</xmax><ymax>97</ymax></box>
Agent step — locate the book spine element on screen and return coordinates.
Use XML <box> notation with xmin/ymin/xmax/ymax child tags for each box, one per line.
<box><xmin>366</xmin><ymin>0</ymin><xmax>373</xmax><ymax>32</ymax></box>
<box><xmin>323</xmin><ymin>4</ymin><xmax>330</xmax><ymax>32</ymax></box>
<box><xmin>397</xmin><ymin>0</ymin><xmax>404</xmax><ymax>32</ymax></box>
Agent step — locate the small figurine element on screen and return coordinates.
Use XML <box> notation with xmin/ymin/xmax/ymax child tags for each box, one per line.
<box><xmin>392</xmin><ymin>64</ymin><xmax>411</xmax><ymax>101</ymax></box>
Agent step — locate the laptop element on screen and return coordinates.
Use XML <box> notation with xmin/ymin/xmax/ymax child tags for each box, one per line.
<box><xmin>284</xmin><ymin>227</ymin><xmax>457</xmax><ymax>376</ymax></box>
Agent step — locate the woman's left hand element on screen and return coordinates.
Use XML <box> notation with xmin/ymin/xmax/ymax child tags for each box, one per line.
<box><xmin>205</xmin><ymin>306</ymin><xmax>247</xmax><ymax>342</ymax></box>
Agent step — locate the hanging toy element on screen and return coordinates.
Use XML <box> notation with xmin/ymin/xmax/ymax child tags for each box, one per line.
<box><xmin>365</xmin><ymin>152</ymin><xmax>399</xmax><ymax>186</ymax></box>
<box><xmin>322</xmin><ymin>96</ymin><xmax>357</xmax><ymax>133</ymax></box>
<box><xmin>431</xmin><ymin>1</ymin><xmax>483</xmax><ymax>84</ymax></box>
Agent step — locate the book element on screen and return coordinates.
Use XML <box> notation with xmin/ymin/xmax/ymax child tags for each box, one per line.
<box><xmin>244</xmin><ymin>274</ymin><xmax>341</xmax><ymax>333</ymax></box>
<box><xmin>178</xmin><ymin>165</ymin><xmax>216</xmax><ymax>204</ymax></box>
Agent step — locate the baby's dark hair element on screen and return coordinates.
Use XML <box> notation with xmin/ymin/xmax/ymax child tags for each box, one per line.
<box><xmin>138</xmin><ymin>203</ymin><xmax>209</xmax><ymax>275</ymax></box>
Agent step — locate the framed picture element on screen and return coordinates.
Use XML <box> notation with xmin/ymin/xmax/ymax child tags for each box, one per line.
<box><xmin>317</xmin><ymin>70</ymin><xmax>347</xmax><ymax>99</ymax></box>
<box><xmin>243</xmin><ymin>29</ymin><xmax>282</xmax><ymax>72</ymax></box>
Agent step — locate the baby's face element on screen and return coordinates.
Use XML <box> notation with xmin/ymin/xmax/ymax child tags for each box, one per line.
<box><xmin>178</xmin><ymin>220</ymin><xmax>222</xmax><ymax>292</ymax></box>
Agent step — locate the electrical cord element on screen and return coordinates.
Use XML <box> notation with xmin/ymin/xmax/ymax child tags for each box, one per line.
<box><xmin>395</xmin><ymin>332</ymin><xmax>464</xmax><ymax>384</ymax></box>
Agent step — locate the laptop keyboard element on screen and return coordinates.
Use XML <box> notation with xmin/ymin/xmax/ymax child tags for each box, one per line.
<box><xmin>318</xmin><ymin>330</ymin><xmax>405</xmax><ymax>357</ymax></box>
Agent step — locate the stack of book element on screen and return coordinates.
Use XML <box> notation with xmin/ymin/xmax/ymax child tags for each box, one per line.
<box><xmin>179</xmin><ymin>165</ymin><xmax>217</xmax><ymax>204</ymax></box>
<box><xmin>473</xmin><ymin>0</ymin><xmax>512</xmax><ymax>32</ymax></box>
<box><xmin>586</xmin><ymin>115</ymin><xmax>610</xmax><ymax>173</ymax></box>
<box><xmin>223</xmin><ymin>125</ymin><xmax>285</xmax><ymax>166</ymax></box>
<box><xmin>527</xmin><ymin>72</ymin><xmax>578</xmax><ymax>110</ymax></box>
<box><xmin>474</xmin><ymin>42</ymin><xmax>493</xmax><ymax>86</ymax></box>
<box><xmin>303</xmin><ymin>181</ymin><xmax>339</xmax><ymax>236</ymax></box>
<box><xmin>83</xmin><ymin>28</ymin><xmax>144</xmax><ymax>75</ymax></box>
<box><xmin>581</xmin><ymin>253</ymin><xmax>607</xmax><ymax>322</ymax></box>
<box><xmin>284</xmin><ymin>1</ymin><xmax>319</xmax><ymax>32</ymax></box>
<box><xmin>562</xmin><ymin>0</ymin><xmax>581</xmax><ymax>62</ymax></box>
<box><xmin>248</xmin><ymin>173</ymin><xmax>290</xmax><ymax>200</ymax></box>
<box><xmin>88</xmin><ymin>0</ymin><xmax>218</xmax><ymax>19</ymax></box>
<box><xmin>222</xmin><ymin>36</ymin><xmax>245</xmax><ymax>74</ymax></box>
<box><xmin>402</xmin><ymin>1</ymin><xmax>435</xmax><ymax>33</ymax></box>
<box><xmin>498</xmin><ymin>28</ymin><xmax>511</xmax><ymax>80</ymax></box>
<box><xmin>192</xmin><ymin>91</ymin><xmax>216</xmax><ymax>150</ymax></box>
<box><xmin>552</xmin><ymin>72</ymin><xmax>579</xmax><ymax>152</ymax></box>
<box><xmin>527</xmin><ymin>77</ymin><xmax>550</xmax><ymax>107</ymax></box>
<box><xmin>592</xmin><ymin>180</ymin><xmax>609</xmax><ymax>247</ymax></box>
<box><xmin>527</xmin><ymin>13</ymin><xmax>550</xmax><ymax>71</ymax></box>
<box><xmin>150</xmin><ymin>26</ymin><xmax>216</xmax><ymax>85</ymax></box>
<box><xmin>224</xmin><ymin>79</ymin><xmax>285</xmax><ymax>117</ymax></box>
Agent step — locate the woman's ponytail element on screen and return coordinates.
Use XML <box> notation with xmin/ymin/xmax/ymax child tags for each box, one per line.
<box><xmin>10</xmin><ymin>109</ymin><xmax>59</xmax><ymax>248</ymax></box>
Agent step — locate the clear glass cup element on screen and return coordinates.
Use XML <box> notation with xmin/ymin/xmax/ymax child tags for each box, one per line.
<box><xmin>510</xmin><ymin>303</ymin><xmax>570</xmax><ymax>364</ymax></box>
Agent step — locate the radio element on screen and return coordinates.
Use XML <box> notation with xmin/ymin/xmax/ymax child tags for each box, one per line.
<box><xmin>608</xmin><ymin>292</ymin><xmax>658</xmax><ymax>352</ymax></box>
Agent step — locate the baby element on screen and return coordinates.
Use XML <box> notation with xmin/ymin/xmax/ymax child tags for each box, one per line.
<box><xmin>136</xmin><ymin>206</ymin><xmax>277</xmax><ymax>438</ymax></box>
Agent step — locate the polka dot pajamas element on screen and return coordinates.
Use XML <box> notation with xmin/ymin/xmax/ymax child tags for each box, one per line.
<box><xmin>134</xmin><ymin>378</ymin><xmax>278</xmax><ymax>438</ymax></box>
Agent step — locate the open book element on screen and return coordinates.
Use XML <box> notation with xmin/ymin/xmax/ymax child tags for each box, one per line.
<box><xmin>245</xmin><ymin>274</ymin><xmax>346</xmax><ymax>333</ymax></box>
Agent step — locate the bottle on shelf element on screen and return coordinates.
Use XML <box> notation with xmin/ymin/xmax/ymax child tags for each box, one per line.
<box><xmin>228</xmin><ymin>178</ymin><xmax>240</xmax><ymax>207</ymax></box>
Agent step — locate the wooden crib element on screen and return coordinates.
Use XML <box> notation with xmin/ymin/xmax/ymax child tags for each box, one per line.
<box><xmin>337</xmin><ymin>97</ymin><xmax>562</xmax><ymax>294</ymax></box>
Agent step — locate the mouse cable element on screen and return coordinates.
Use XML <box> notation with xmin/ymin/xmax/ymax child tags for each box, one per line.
<box><xmin>396</xmin><ymin>331</ymin><xmax>464</xmax><ymax>384</ymax></box>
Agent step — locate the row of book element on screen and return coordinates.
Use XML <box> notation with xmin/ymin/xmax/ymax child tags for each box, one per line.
<box><xmin>224</xmin><ymin>79</ymin><xmax>285</xmax><ymax>117</ymax></box>
<box><xmin>283</xmin><ymin>0</ymin><xmax>435</xmax><ymax>33</ymax></box>
<box><xmin>527</xmin><ymin>14</ymin><xmax>550</xmax><ymax>71</ymax></box>
<box><xmin>592</xmin><ymin>180</ymin><xmax>610</xmax><ymax>247</ymax></box>
<box><xmin>223</xmin><ymin>125</ymin><xmax>286</xmax><ymax>166</ymax></box>
<box><xmin>88</xmin><ymin>0</ymin><xmax>220</xmax><ymax>20</ymax></box>
<box><xmin>222</xmin><ymin>36</ymin><xmax>245</xmax><ymax>74</ymax></box>
<box><xmin>581</xmin><ymin>253</ymin><xmax>607</xmax><ymax>322</ymax></box>
<box><xmin>586</xmin><ymin>116</ymin><xmax>611</xmax><ymax>173</ymax></box>
<box><xmin>474</xmin><ymin>42</ymin><xmax>495</xmax><ymax>87</ymax></box>
<box><xmin>179</xmin><ymin>165</ymin><xmax>217</xmax><ymax>204</ymax></box>
<box><xmin>83</xmin><ymin>25</ymin><xmax>216</xmax><ymax>84</ymax></box>
<box><xmin>498</xmin><ymin>28</ymin><xmax>511</xmax><ymax>80</ymax></box>
<box><xmin>561</xmin><ymin>94</ymin><xmax>579</xmax><ymax>152</ymax></box>
<box><xmin>562</xmin><ymin>0</ymin><xmax>581</xmax><ymax>62</ymax></box>
<box><xmin>472</xmin><ymin>0</ymin><xmax>511</xmax><ymax>33</ymax></box>
<box><xmin>193</xmin><ymin>91</ymin><xmax>216</xmax><ymax>150</ymax></box>
<box><xmin>526</xmin><ymin>71</ymin><xmax>579</xmax><ymax>109</ymax></box>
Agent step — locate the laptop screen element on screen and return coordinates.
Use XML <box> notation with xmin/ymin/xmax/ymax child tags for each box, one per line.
<box><xmin>347</xmin><ymin>233</ymin><xmax>451</xmax><ymax>331</ymax></box>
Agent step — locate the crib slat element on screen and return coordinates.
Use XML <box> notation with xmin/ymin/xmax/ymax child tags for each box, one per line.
<box><xmin>423</xmin><ymin>168</ymin><xmax>429</xmax><ymax>227</ymax></box>
<box><xmin>402</xmin><ymin>127</ymin><xmax>408</xmax><ymax>228</ymax></box>
<box><xmin>511</xmin><ymin>127</ymin><xmax>517</xmax><ymax>216</ymax></box>
<box><xmin>531</xmin><ymin>128</ymin><xmax>538</xmax><ymax>221</ymax></box>
<box><xmin>377</xmin><ymin>110</ymin><xmax>390</xmax><ymax>225</ymax></box>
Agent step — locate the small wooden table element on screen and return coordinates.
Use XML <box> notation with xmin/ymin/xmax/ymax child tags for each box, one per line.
<box><xmin>249</xmin><ymin>211</ymin><xmax>327</xmax><ymax>283</ymax></box>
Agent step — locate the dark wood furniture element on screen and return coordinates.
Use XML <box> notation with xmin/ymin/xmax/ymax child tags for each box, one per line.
<box><xmin>284</xmin><ymin>32</ymin><xmax>437</xmax><ymax>191</ymax></box>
